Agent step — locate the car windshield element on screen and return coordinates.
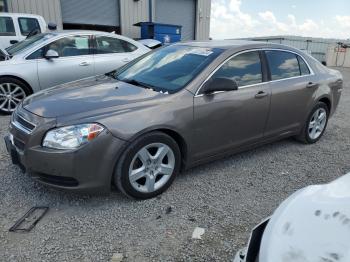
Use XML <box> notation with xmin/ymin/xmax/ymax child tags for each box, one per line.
<box><xmin>6</xmin><ymin>33</ymin><xmax>55</xmax><ymax>56</ymax></box>
<box><xmin>116</xmin><ymin>45</ymin><xmax>223</xmax><ymax>93</ymax></box>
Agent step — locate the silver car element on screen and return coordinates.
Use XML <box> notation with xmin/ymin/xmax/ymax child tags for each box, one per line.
<box><xmin>0</xmin><ymin>30</ymin><xmax>150</xmax><ymax>113</ymax></box>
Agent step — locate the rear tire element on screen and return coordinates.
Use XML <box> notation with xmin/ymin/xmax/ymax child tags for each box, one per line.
<box><xmin>0</xmin><ymin>77</ymin><xmax>31</xmax><ymax>114</ymax></box>
<box><xmin>296</xmin><ymin>102</ymin><xmax>329</xmax><ymax>144</ymax></box>
<box><xmin>114</xmin><ymin>132</ymin><xmax>181</xmax><ymax>199</ymax></box>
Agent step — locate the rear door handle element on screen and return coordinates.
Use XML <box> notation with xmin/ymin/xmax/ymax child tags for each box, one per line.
<box><xmin>79</xmin><ymin>61</ymin><xmax>90</xmax><ymax>66</ymax></box>
<box><xmin>255</xmin><ymin>91</ymin><xmax>268</xmax><ymax>99</ymax></box>
<box><xmin>10</xmin><ymin>40</ymin><xmax>18</xmax><ymax>44</ymax></box>
<box><xmin>122</xmin><ymin>58</ymin><xmax>130</xmax><ymax>63</ymax></box>
<box><xmin>306</xmin><ymin>82</ymin><xmax>319</xmax><ymax>88</ymax></box>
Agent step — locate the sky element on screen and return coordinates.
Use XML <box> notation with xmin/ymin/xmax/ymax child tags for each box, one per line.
<box><xmin>210</xmin><ymin>0</ymin><xmax>350</xmax><ymax>40</ymax></box>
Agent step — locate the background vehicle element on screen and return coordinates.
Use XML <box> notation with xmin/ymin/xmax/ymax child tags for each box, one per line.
<box><xmin>0</xmin><ymin>30</ymin><xmax>150</xmax><ymax>113</ymax></box>
<box><xmin>234</xmin><ymin>172</ymin><xmax>350</xmax><ymax>262</ymax></box>
<box><xmin>4</xmin><ymin>41</ymin><xmax>343</xmax><ymax>199</ymax></box>
<box><xmin>0</xmin><ymin>13</ymin><xmax>47</xmax><ymax>49</ymax></box>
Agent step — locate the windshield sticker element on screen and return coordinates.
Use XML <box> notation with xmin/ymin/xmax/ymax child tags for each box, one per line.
<box><xmin>189</xmin><ymin>48</ymin><xmax>214</xmax><ymax>57</ymax></box>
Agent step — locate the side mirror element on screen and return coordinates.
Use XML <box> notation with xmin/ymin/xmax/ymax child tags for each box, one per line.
<box><xmin>45</xmin><ymin>49</ymin><xmax>59</xmax><ymax>59</ymax></box>
<box><xmin>48</xmin><ymin>22</ymin><xmax>57</xmax><ymax>30</ymax></box>
<box><xmin>203</xmin><ymin>77</ymin><xmax>238</xmax><ymax>95</ymax></box>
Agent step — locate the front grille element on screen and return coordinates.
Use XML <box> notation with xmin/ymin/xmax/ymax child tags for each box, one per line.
<box><xmin>12</xmin><ymin>113</ymin><xmax>36</xmax><ymax>134</ymax></box>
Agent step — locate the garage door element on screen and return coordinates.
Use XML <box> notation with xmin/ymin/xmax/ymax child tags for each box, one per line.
<box><xmin>155</xmin><ymin>0</ymin><xmax>196</xmax><ymax>41</ymax></box>
<box><xmin>61</xmin><ymin>0</ymin><xmax>120</xmax><ymax>26</ymax></box>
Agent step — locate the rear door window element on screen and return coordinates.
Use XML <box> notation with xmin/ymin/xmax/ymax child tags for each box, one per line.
<box><xmin>18</xmin><ymin>17</ymin><xmax>41</xmax><ymax>36</ymax></box>
<box><xmin>95</xmin><ymin>36</ymin><xmax>137</xmax><ymax>54</ymax></box>
<box><xmin>212</xmin><ymin>51</ymin><xmax>263</xmax><ymax>87</ymax></box>
<box><xmin>265</xmin><ymin>50</ymin><xmax>301</xmax><ymax>80</ymax></box>
<box><xmin>0</xmin><ymin>17</ymin><xmax>16</xmax><ymax>36</ymax></box>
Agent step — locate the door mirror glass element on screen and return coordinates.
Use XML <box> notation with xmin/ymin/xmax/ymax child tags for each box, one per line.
<box><xmin>203</xmin><ymin>77</ymin><xmax>238</xmax><ymax>94</ymax></box>
<box><xmin>45</xmin><ymin>49</ymin><xmax>59</xmax><ymax>59</ymax></box>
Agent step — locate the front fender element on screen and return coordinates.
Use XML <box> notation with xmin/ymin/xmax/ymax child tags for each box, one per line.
<box><xmin>0</xmin><ymin>60</ymin><xmax>40</xmax><ymax>92</ymax></box>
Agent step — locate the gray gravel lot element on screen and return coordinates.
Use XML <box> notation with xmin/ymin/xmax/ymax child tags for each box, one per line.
<box><xmin>0</xmin><ymin>67</ymin><xmax>349</xmax><ymax>262</ymax></box>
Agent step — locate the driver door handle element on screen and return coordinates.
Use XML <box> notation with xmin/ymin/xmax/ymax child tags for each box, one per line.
<box><xmin>255</xmin><ymin>91</ymin><xmax>268</xmax><ymax>99</ymax></box>
<box><xmin>79</xmin><ymin>61</ymin><xmax>91</xmax><ymax>66</ymax></box>
<box><xmin>122</xmin><ymin>58</ymin><xmax>130</xmax><ymax>63</ymax></box>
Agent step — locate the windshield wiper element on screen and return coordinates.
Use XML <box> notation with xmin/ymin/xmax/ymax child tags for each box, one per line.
<box><xmin>105</xmin><ymin>70</ymin><xmax>117</xmax><ymax>78</ymax></box>
<box><xmin>122</xmin><ymin>78</ymin><xmax>156</xmax><ymax>90</ymax></box>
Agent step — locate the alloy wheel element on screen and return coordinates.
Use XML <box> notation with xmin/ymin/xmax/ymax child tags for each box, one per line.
<box><xmin>128</xmin><ymin>143</ymin><xmax>175</xmax><ymax>193</ymax></box>
<box><xmin>0</xmin><ymin>83</ymin><xmax>26</xmax><ymax>113</ymax></box>
<box><xmin>308</xmin><ymin>108</ymin><xmax>327</xmax><ymax>140</ymax></box>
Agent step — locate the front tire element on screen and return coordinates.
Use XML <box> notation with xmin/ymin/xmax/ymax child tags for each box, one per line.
<box><xmin>114</xmin><ymin>132</ymin><xmax>181</xmax><ymax>199</ymax></box>
<box><xmin>0</xmin><ymin>77</ymin><xmax>31</xmax><ymax>114</ymax></box>
<box><xmin>296</xmin><ymin>102</ymin><xmax>329</xmax><ymax>144</ymax></box>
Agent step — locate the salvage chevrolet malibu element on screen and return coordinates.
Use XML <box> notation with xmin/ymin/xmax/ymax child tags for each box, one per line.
<box><xmin>4</xmin><ymin>41</ymin><xmax>343</xmax><ymax>199</ymax></box>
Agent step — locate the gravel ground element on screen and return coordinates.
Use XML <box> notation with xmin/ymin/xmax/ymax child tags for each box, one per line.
<box><xmin>0</xmin><ymin>67</ymin><xmax>349</xmax><ymax>262</ymax></box>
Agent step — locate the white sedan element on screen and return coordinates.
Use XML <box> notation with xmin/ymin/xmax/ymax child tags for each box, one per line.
<box><xmin>0</xmin><ymin>30</ymin><xmax>151</xmax><ymax>113</ymax></box>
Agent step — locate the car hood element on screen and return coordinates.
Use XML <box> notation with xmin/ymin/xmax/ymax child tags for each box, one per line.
<box><xmin>259</xmin><ymin>173</ymin><xmax>350</xmax><ymax>262</ymax></box>
<box><xmin>23</xmin><ymin>75</ymin><xmax>164</xmax><ymax>118</ymax></box>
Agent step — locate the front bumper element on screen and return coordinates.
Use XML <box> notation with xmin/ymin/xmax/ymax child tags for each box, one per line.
<box><xmin>5</xmin><ymin>109</ymin><xmax>127</xmax><ymax>193</ymax></box>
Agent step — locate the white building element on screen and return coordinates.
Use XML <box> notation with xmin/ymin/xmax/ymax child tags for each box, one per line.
<box><xmin>243</xmin><ymin>35</ymin><xmax>350</xmax><ymax>64</ymax></box>
<box><xmin>2</xmin><ymin>0</ymin><xmax>211</xmax><ymax>41</ymax></box>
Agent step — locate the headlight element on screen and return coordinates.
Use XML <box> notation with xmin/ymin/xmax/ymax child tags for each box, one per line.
<box><xmin>42</xmin><ymin>123</ymin><xmax>104</xmax><ymax>150</ymax></box>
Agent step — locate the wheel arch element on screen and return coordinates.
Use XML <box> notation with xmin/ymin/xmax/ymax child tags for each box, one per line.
<box><xmin>128</xmin><ymin>126</ymin><xmax>189</xmax><ymax>170</ymax></box>
<box><xmin>318</xmin><ymin>96</ymin><xmax>331</xmax><ymax>112</ymax></box>
<box><xmin>0</xmin><ymin>75</ymin><xmax>34</xmax><ymax>95</ymax></box>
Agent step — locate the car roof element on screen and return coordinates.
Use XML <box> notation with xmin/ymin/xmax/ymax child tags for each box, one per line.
<box><xmin>46</xmin><ymin>30</ymin><xmax>118</xmax><ymax>36</ymax></box>
<box><xmin>176</xmin><ymin>39</ymin><xmax>298</xmax><ymax>51</ymax></box>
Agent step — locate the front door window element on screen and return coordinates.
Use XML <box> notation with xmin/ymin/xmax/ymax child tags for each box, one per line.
<box><xmin>46</xmin><ymin>35</ymin><xmax>91</xmax><ymax>57</ymax></box>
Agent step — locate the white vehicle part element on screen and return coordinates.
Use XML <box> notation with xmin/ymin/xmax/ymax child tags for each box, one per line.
<box><xmin>137</xmin><ymin>39</ymin><xmax>162</xmax><ymax>49</ymax></box>
<box><xmin>0</xmin><ymin>13</ymin><xmax>47</xmax><ymax>50</ymax></box>
<box><xmin>259</xmin><ymin>173</ymin><xmax>350</xmax><ymax>262</ymax></box>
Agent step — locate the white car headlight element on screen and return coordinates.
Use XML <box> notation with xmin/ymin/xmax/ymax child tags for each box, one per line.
<box><xmin>42</xmin><ymin>123</ymin><xmax>105</xmax><ymax>150</ymax></box>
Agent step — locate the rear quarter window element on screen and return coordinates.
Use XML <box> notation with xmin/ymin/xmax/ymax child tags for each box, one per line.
<box><xmin>297</xmin><ymin>56</ymin><xmax>311</xmax><ymax>75</ymax></box>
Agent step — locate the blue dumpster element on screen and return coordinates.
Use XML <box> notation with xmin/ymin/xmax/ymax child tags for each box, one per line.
<box><xmin>134</xmin><ymin>22</ymin><xmax>182</xmax><ymax>44</ymax></box>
